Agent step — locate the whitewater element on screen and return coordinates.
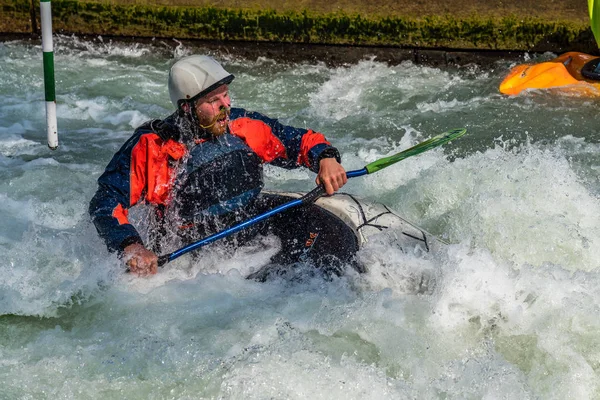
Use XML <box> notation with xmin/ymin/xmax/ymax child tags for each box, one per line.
<box><xmin>1</xmin><ymin>36</ymin><xmax>599</xmax><ymax>399</ymax></box>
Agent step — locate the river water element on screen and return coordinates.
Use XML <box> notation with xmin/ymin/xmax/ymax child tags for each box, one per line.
<box><xmin>1</xmin><ymin>36</ymin><xmax>599</xmax><ymax>399</ymax></box>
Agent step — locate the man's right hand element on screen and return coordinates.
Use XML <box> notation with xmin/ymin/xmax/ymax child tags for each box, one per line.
<box><xmin>123</xmin><ymin>243</ymin><xmax>158</xmax><ymax>276</ymax></box>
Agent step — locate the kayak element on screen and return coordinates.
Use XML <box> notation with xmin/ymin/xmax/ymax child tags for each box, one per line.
<box><xmin>243</xmin><ymin>191</ymin><xmax>442</xmax><ymax>281</ymax></box>
<box><xmin>499</xmin><ymin>52</ymin><xmax>600</xmax><ymax>96</ymax></box>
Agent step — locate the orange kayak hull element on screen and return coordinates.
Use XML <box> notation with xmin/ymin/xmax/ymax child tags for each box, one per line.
<box><xmin>499</xmin><ymin>52</ymin><xmax>600</xmax><ymax>96</ymax></box>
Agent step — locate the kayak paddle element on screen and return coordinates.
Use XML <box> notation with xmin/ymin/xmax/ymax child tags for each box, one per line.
<box><xmin>158</xmin><ymin>128</ymin><xmax>467</xmax><ymax>266</ymax></box>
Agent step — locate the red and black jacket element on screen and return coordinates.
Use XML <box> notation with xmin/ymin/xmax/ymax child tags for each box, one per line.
<box><xmin>89</xmin><ymin>107</ymin><xmax>340</xmax><ymax>253</ymax></box>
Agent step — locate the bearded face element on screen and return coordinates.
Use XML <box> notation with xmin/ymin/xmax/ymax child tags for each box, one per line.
<box><xmin>193</xmin><ymin>85</ymin><xmax>231</xmax><ymax>137</ymax></box>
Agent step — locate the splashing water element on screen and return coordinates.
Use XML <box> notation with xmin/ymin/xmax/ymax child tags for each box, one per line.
<box><xmin>0</xmin><ymin>35</ymin><xmax>599</xmax><ymax>399</ymax></box>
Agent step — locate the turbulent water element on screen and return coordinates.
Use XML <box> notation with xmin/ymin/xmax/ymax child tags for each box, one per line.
<box><xmin>1</xmin><ymin>36</ymin><xmax>600</xmax><ymax>399</ymax></box>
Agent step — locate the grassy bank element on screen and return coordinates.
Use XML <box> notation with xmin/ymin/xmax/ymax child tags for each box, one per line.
<box><xmin>1</xmin><ymin>0</ymin><xmax>596</xmax><ymax>52</ymax></box>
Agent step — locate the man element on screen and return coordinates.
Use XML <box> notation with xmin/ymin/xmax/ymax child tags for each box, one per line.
<box><xmin>89</xmin><ymin>55</ymin><xmax>347</xmax><ymax>276</ymax></box>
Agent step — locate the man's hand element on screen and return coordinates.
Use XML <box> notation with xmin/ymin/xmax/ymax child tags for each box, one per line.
<box><xmin>123</xmin><ymin>243</ymin><xmax>158</xmax><ymax>276</ymax></box>
<box><xmin>316</xmin><ymin>158</ymin><xmax>347</xmax><ymax>195</ymax></box>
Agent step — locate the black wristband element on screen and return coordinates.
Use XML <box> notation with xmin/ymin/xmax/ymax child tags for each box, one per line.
<box><xmin>317</xmin><ymin>147</ymin><xmax>341</xmax><ymax>165</ymax></box>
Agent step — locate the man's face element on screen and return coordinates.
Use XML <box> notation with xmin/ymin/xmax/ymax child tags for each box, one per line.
<box><xmin>193</xmin><ymin>85</ymin><xmax>231</xmax><ymax>137</ymax></box>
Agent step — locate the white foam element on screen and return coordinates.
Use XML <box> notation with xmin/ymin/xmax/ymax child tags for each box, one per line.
<box><xmin>1</xmin><ymin>36</ymin><xmax>599</xmax><ymax>399</ymax></box>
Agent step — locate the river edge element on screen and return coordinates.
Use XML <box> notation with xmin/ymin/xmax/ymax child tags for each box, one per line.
<box><xmin>0</xmin><ymin>32</ymin><xmax>563</xmax><ymax>69</ymax></box>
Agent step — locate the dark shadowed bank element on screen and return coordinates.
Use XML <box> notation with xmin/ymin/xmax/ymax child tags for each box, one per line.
<box><xmin>1</xmin><ymin>0</ymin><xmax>598</xmax><ymax>66</ymax></box>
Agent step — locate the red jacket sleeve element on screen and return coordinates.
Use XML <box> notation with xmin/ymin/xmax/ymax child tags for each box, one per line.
<box><xmin>89</xmin><ymin>129</ymin><xmax>186</xmax><ymax>253</ymax></box>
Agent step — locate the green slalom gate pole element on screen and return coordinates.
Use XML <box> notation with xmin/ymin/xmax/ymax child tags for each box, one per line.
<box><xmin>40</xmin><ymin>0</ymin><xmax>58</xmax><ymax>150</ymax></box>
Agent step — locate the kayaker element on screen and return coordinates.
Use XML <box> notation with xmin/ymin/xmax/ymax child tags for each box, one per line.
<box><xmin>89</xmin><ymin>55</ymin><xmax>347</xmax><ymax>276</ymax></box>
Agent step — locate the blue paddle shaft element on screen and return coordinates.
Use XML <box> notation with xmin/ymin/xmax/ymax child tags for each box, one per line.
<box><xmin>165</xmin><ymin>198</ymin><xmax>304</xmax><ymax>264</ymax></box>
<box><xmin>160</xmin><ymin>169</ymin><xmax>370</xmax><ymax>266</ymax></box>
<box><xmin>346</xmin><ymin>168</ymin><xmax>368</xmax><ymax>178</ymax></box>
<box><xmin>160</xmin><ymin>184</ymin><xmax>333</xmax><ymax>265</ymax></box>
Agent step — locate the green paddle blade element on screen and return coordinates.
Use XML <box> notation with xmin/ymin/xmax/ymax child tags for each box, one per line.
<box><xmin>364</xmin><ymin>128</ymin><xmax>467</xmax><ymax>174</ymax></box>
<box><xmin>591</xmin><ymin>0</ymin><xmax>600</xmax><ymax>46</ymax></box>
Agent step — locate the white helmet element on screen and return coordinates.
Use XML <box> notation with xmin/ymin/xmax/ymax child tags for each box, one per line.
<box><xmin>168</xmin><ymin>55</ymin><xmax>234</xmax><ymax>108</ymax></box>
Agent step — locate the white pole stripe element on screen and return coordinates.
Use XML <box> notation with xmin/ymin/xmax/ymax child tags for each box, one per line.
<box><xmin>40</xmin><ymin>2</ymin><xmax>53</xmax><ymax>52</ymax></box>
<box><xmin>46</xmin><ymin>101</ymin><xmax>58</xmax><ymax>149</ymax></box>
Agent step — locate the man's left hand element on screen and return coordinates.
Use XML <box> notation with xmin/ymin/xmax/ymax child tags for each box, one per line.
<box><xmin>316</xmin><ymin>158</ymin><xmax>347</xmax><ymax>195</ymax></box>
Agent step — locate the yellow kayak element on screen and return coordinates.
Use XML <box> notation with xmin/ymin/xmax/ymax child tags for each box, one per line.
<box><xmin>499</xmin><ymin>52</ymin><xmax>600</xmax><ymax>96</ymax></box>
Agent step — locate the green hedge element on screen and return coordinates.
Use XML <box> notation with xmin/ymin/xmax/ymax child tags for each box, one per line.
<box><xmin>2</xmin><ymin>0</ymin><xmax>590</xmax><ymax>51</ymax></box>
